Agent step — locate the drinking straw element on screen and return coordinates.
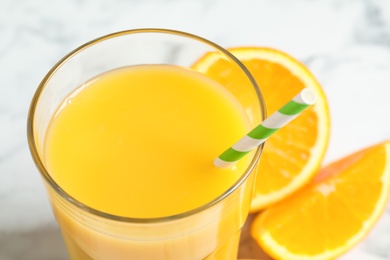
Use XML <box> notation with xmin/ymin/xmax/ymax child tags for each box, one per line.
<box><xmin>214</xmin><ymin>88</ymin><xmax>317</xmax><ymax>168</ymax></box>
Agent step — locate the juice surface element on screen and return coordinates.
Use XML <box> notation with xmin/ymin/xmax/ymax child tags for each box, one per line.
<box><xmin>44</xmin><ymin>65</ymin><xmax>252</xmax><ymax>218</ymax></box>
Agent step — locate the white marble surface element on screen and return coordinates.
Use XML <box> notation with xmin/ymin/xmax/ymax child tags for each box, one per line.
<box><xmin>1</xmin><ymin>0</ymin><xmax>390</xmax><ymax>259</ymax></box>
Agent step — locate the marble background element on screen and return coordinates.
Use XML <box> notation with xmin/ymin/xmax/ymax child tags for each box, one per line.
<box><xmin>1</xmin><ymin>0</ymin><xmax>390</xmax><ymax>259</ymax></box>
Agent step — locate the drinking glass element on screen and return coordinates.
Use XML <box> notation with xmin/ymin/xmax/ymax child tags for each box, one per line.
<box><xmin>27</xmin><ymin>29</ymin><xmax>266</xmax><ymax>259</ymax></box>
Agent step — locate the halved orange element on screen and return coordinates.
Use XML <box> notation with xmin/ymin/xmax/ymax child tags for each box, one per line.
<box><xmin>193</xmin><ymin>47</ymin><xmax>330</xmax><ymax>211</ymax></box>
<box><xmin>251</xmin><ymin>141</ymin><xmax>390</xmax><ymax>260</ymax></box>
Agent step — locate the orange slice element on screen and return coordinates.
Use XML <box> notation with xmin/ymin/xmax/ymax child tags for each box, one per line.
<box><xmin>193</xmin><ymin>47</ymin><xmax>330</xmax><ymax>211</ymax></box>
<box><xmin>251</xmin><ymin>141</ymin><xmax>390</xmax><ymax>260</ymax></box>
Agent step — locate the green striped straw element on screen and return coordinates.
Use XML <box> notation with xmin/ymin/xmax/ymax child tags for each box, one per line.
<box><xmin>214</xmin><ymin>88</ymin><xmax>317</xmax><ymax>168</ymax></box>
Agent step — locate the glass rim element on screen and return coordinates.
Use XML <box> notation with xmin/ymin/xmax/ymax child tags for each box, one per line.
<box><xmin>27</xmin><ymin>28</ymin><xmax>267</xmax><ymax>224</ymax></box>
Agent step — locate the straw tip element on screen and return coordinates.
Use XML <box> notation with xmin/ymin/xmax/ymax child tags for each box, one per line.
<box><xmin>214</xmin><ymin>158</ymin><xmax>235</xmax><ymax>168</ymax></box>
<box><xmin>300</xmin><ymin>89</ymin><xmax>317</xmax><ymax>105</ymax></box>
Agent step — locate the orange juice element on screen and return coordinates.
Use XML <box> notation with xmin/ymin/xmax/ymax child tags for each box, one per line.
<box><xmin>44</xmin><ymin>65</ymin><xmax>255</xmax><ymax>259</ymax></box>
